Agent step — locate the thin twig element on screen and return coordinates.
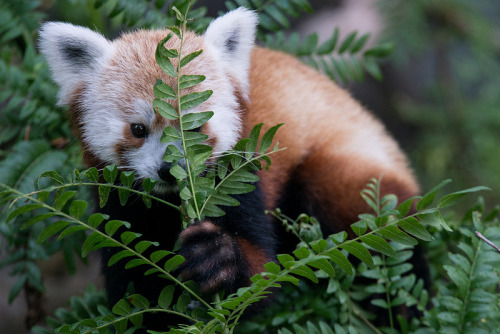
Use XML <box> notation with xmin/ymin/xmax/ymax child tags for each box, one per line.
<box><xmin>475</xmin><ymin>231</ymin><xmax>500</xmax><ymax>253</ymax></box>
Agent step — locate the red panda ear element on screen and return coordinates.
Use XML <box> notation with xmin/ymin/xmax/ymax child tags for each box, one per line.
<box><xmin>38</xmin><ymin>22</ymin><xmax>113</xmax><ymax>105</ymax></box>
<box><xmin>204</xmin><ymin>8</ymin><xmax>258</xmax><ymax>98</ymax></box>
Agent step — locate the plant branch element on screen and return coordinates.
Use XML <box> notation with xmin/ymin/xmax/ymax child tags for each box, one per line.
<box><xmin>0</xmin><ymin>183</ymin><xmax>213</xmax><ymax>311</ymax></box>
<box><xmin>475</xmin><ymin>231</ymin><xmax>500</xmax><ymax>253</ymax></box>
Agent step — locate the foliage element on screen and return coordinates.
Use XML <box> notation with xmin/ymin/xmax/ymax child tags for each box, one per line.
<box><xmin>376</xmin><ymin>0</ymin><xmax>500</xmax><ymax>206</ymax></box>
<box><xmin>1</xmin><ymin>1</ymin><xmax>499</xmax><ymax>334</ymax></box>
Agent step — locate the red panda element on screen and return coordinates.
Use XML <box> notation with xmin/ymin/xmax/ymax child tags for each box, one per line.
<box><xmin>39</xmin><ymin>7</ymin><xmax>420</xmax><ymax>329</ymax></box>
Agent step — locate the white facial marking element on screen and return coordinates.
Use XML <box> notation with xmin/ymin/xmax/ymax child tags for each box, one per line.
<box><xmin>39</xmin><ymin>8</ymin><xmax>260</xmax><ymax>195</ymax></box>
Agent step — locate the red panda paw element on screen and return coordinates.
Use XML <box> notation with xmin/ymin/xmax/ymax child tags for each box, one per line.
<box><xmin>177</xmin><ymin>221</ymin><xmax>250</xmax><ymax>295</ymax></box>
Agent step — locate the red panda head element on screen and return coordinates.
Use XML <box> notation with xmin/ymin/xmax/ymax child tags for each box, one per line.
<box><xmin>39</xmin><ymin>8</ymin><xmax>258</xmax><ymax>194</ymax></box>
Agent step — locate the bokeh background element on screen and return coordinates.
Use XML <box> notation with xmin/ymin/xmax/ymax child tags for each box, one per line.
<box><xmin>1</xmin><ymin>0</ymin><xmax>499</xmax><ymax>332</ymax></box>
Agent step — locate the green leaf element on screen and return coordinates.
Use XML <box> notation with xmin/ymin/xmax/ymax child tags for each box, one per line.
<box><xmin>360</xmin><ymin>189</ymin><xmax>377</xmax><ymax>213</ymax></box>
<box><xmin>175</xmin><ymin>294</ymin><xmax>191</xmax><ymax>313</ymax></box>
<box><xmin>364</xmin><ymin>42</ymin><xmax>395</xmax><ymax>58</ymax></box>
<box><xmin>125</xmin><ymin>259</ymin><xmax>149</xmax><ymax>269</ymax></box>
<box><xmin>118</xmin><ymin>188</ymin><xmax>130</xmax><ymax>206</ymax></box>
<box><xmin>179</xmin><ymin>75</ymin><xmax>205</xmax><ymax>89</ymax></box>
<box><xmin>128</xmin><ymin>294</ymin><xmax>150</xmax><ymax>309</ymax></box>
<box><xmin>437</xmin><ymin>186</ymin><xmax>490</xmax><ymax>208</ymax></box>
<box><xmin>85</xmin><ymin>167</ymin><xmax>99</xmax><ymax>182</ymax></box>
<box><xmin>324</xmin><ymin>249</ymin><xmax>353</xmax><ymax>275</ymax></box>
<box><xmin>164</xmin><ymin>145</ymin><xmax>183</xmax><ymax>163</ymax></box>
<box><xmin>153</xmin><ymin>99</ymin><xmax>178</xmax><ymax>120</ymax></box>
<box><xmin>0</xmin><ymin>141</ymin><xmax>68</xmax><ymax>194</ymax></box>
<box><xmin>297</xmin><ymin>33</ymin><xmax>318</xmax><ymax>56</ymax></box>
<box><xmin>397</xmin><ymin>196</ymin><xmax>418</xmax><ymax>217</ymax></box>
<box><xmin>180</xmin><ymin>50</ymin><xmax>203</xmax><ymax>68</ymax></box>
<box><xmin>105</xmin><ymin>219</ymin><xmax>129</xmax><ymax>237</ymax></box>
<box><xmin>183</xmin><ymin>131</ymin><xmax>209</xmax><ymax>147</ymax></box>
<box><xmin>172</xmin><ymin>6</ymin><xmax>183</xmax><ymax>21</ymax></box>
<box><xmin>363</xmin><ymin>56</ymin><xmax>382</xmax><ymax>81</ymax></box>
<box><xmin>20</xmin><ymin>212</ymin><xmax>57</xmax><ymax>230</ymax></box>
<box><xmin>58</xmin><ymin>225</ymin><xmax>87</xmax><ymax>239</ymax></box>
<box><xmin>37</xmin><ymin>220</ymin><xmax>71</xmax><ymax>243</ymax></box>
<box><xmin>265</xmin><ymin>4</ymin><xmax>290</xmax><ymax>29</ymax></box>
<box><xmin>398</xmin><ymin>217</ymin><xmax>434</xmax><ymax>241</ymax></box>
<box><xmin>170</xmin><ymin>164</ymin><xmax>187</xmax><ymax>179</ymax></box>
<box><xmin>7</xmin><ymin>204</ymin><xmax>44</xmax><ymax>222</ymax></box>
<box><xmin>168</xmin><ymin>26</ymin><xmax>181</xmax><ymax>38</ymax></box>
<box><xmin>181</xmin><ymin>111</ymin><xmax>214</xmax><ymax>130</ymax></box>
<box><xmin>443</xmin><ymin>265</ymin><xmax>468</xmax><ymax>297</ymax></box>
<box><xmin>217</xmin><ymin>180</ymin><xmax>255</xmax><ymax>195</ymax></box>
<box><xmin>82</xmin><ymin>232</ymin><xmax>105</xmax><ymax>257</ymax></box>
<box><xmin>120</xmin><ymin>171</ymin><xmax>134</xmax><ymax>187</ymax></box>
<box><xmin>316</xmin><ymin>28</ymin><xmax>338</xmax><ymax>55</ymax></box>
<box><xmin>158</xmin><ymin>285</ymin><xmax>175</xmax><ymax>309</ymax></box>
<box><xmin>164</xmin><ymin>255</ymin><xmax>184</xmax><ymax>272</ymax></box>
<box><xmin>8</xmin><ymin>275</ymin><xmax>26</xmax><ymax>303</ymax></box>
<box><xmin>350</xmin><ymin>33</ymin><xmax>370</xmax><ymax>53</ymax></box>
<box><xmin>381</xmin><ymin>194</ymin><xmax>398</xmax><ymax>213</ymax></box>
<box><xmin>103</xmin><ymin>165</ymin><xmax>118</xmax><ymax>184</ymax></box>
<box><xmin>360</xmin><ymin>234</ymin><xmax>397</xmax><ymax>257</ymax></box>
<box><xmin>378</xmin><ymin>225</ymin><xmax>418</xmax><ymax>246</ymax></box>
<box><xmin>112</xmin><ymin>299</ymin><xmax>131</xmax><ymax>316</ymax></box>
<box><xmin>150</xmin><ymin>250</ymin><xmax>173</xmax><ymax>263</ymax></box>
<box><xmin>341</xmin><ymin>241</ymin><xmax>373</xmax><ymax>267</ymax></box>
<box><xmin>121</xmin><ymin>231</ymin><xmax>141</xmax><ymax>245</ymax></box>
<box><xmin>88</xmin><ymin>213</ymin><xmax>108</xmax><ymax>228</ymax></box>
<box><xmin>329</xmin><ymin>231</ymin><xmax>348</xmax><ymax>244</ymax></box>
<box><xmin>259</xmin><ymin>123</ymin><xmax>283</xmax><ymax>154</ymax></box>
<box><xmin>417</xmin><ymin>179</ymin><xmax>452</xmax><ymax>211</ymax></box>
<box><xmin>291</xmin><ymin>265</ymin><xmax>318</xmax><ymax>283</ymax></box>
<box><xmin>245</xmin><ymin>123</ymin><xmax>263</xmax><ymax>159</ymax></box>
<box><xmin>53</xmin><ymin>190</ymin><xmax>76</xmax><ymax>211</ymax></box>
<box><xmin>108</xmin><ymin>250</ymin><xmax>135</xmax><ymax>266</ymax></box>
<box><xmin>277</xmin><ymin>254</ymin><xmax>295</xmax><ymax>269</ymax></box>
<box><xmin>309</xmin><ymin>258</ymin><xmax>336</xmax><ymax>278</ymax></box>
<box><xmin>154</xmin><ymin>80</ymin><xmax>177</xmax><ymax>99</ymax></box>
<box><xmin>418</xmin><ymin>210</ymin><xmax>452</xmax><ymax>231</ymax></box>
<box><xmin>135</xmin><ymin>240</ymin><xmax>158</xmax><ymax>254</ymax></box>
<box><xmin>180</xmin><ymin>91</ymin><xmax>213</xmax><ymax>110</ymax></box>
<box><xmin>142</xmin><ymin>178</ymin><xmax>157</xmax><ymax>193</ymax></box>
<box><xmin>351</xmin><ymin>220</ymin><xmax>367</xmax><ymax>236</ymax></box>
<box><xmin>36</xmin><ymin>170</ymin><xmax>64</xmax><ymax>188</ymax></box>
<box><xmin>264</xmin><ymin>262</ymin><xmax>281</xmax><ymax>274</ymax></box>
<box><xmin>156</xmin><ymin>34</ymin><xmax>177</xmax><ymax>77</ymax></box>
<box><xmin>69</xmin><ymin>200</ymin><xmax>87</xmax><ymax>219</ymax></box>
<box><xmin>372</xmin><ymin>298</ymin><xmax>388</xmax><ymax>309</ymax></box>
<box><xmin>339</xmin><ymin>32</ymin><xmax>357</xmax><ymax>53</ymax></box>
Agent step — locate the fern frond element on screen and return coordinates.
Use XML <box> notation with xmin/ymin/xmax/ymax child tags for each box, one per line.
<box><xmin>430</xmin><ymin>211</ymin><xmax>500</xmax><ymax>333</ymax></box>
<box><xmin>225</xmin><ymin>0</ymin><xmax>312</xmax><ymax>33</ymax></box>
<box><xmin>263</xmin><ymin>30</ymin><xmax>395</xmax><ymax>83</ymax></box>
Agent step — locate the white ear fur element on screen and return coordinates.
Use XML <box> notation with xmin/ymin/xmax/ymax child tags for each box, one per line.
<box><xmin>38</xmin><ymin>22</ymin><xmax>114</xmax><ymax>105</ymax></box>
<box><xmin>204</xmin><ymin>8</ymin><xmax>258</xmax><ymax>96</ymax></box>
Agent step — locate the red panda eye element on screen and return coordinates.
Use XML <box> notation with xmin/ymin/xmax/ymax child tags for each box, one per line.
<box><xmin>192</xmin><ymin>126</ymin><xmax>202</xmax><ymax>133</ymax></box>
<box><xmin>131</xmin><ymin>123</ymin><xmax>147</xmax><ymax>138</ymax></box>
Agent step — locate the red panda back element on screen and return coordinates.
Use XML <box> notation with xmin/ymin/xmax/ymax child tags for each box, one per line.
<box><xmin>245</xmin><ymin>47</ymin><xmax>419</xmax><ymax>234</ymax></box>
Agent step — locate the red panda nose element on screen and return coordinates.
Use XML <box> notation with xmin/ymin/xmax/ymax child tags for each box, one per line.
<box><xmin>157</xmin><ymin>161</ymin><xmax>175</xmax><ymax>183</ymax></box>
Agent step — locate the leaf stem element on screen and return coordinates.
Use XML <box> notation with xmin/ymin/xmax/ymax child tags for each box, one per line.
<box><xmin>0</xmin><ymin>183</ymin><xmax>213</xmax><ymax>311</ymax></box>
<box><xmin>22</xmin><ymin>182</ymin><xmax>180</xmax><ymax>211</ymax></box>
<box><xmin>475</xmin><ymin>231</ymin><xmax>500</xmax><ymax>253</ymax></box>
<box><xmin>82</xmin><ymin>307</ymin><xmax>196</xmax><ymax>334</ymax></box>
<box><xmin>175</xmin><ymin>1</ymin><xmax>202</xmax><ymax>222</ymax></box>
<box><xmin>199</xmin><ymin>148</ymin><xmax>286</xmax><ymax>214</ymax></box>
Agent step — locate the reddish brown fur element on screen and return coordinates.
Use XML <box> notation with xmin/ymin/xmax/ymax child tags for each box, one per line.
<box><xmin>237</xmin><ymin>238</ymin><xmax>271</xmax><ymax>279</ymax></box>
<box><xmin>102</xmin><ymin>30</ymin><xmax>219</xmax><ymax>133</ymax></box>
<box><xmin>244</xmin><ymin>48</ymin><xmax>419</xmax><ymax>230</ymax></box>
<box><xmin>69</xmin><ymin>30</ymin><xmax>418</xmax><ymax>241</ymax></box>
